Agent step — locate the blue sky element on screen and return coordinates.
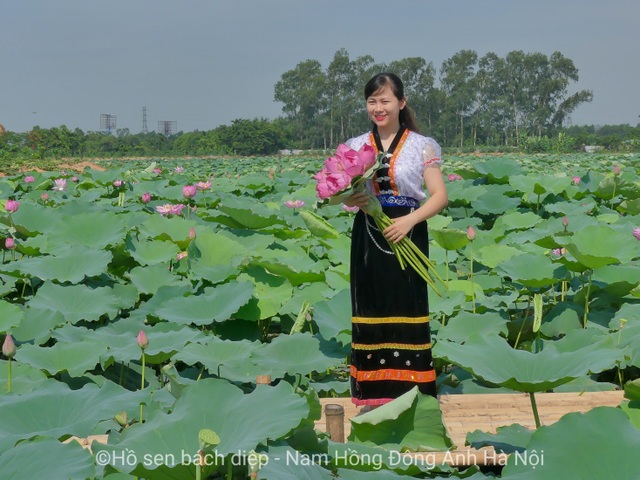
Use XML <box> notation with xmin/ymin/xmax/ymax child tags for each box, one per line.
<box><xmin>2</xmin><ymin>0</ymin><xmax>638</xmax><ymax>133</ymax></box>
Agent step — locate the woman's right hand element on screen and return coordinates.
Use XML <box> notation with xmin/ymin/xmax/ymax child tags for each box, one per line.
<box><xmin>343</xmin><ymin>191</ymin><xmax>370</xmax><ymax>208</ymax></box>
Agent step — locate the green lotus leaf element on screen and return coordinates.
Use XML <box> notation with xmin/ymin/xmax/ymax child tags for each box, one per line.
<box><xmin>0</xmin><ymin>438</ymin><xmax>96</xmax><ymax>479</ymax></box>
<box><xmin>474</xmin><ymin>157</ymin><xmax>524</xmax><ymax>184</ymax></box>
<box><xmin>235</xmin><ymin>266</ymin><xmax>293</xmax><ymax>320</ymax></box>
<box><xmin>126</xmin><ymin>284</ymin><xmax>193</xmax><ymax>324</ymax></box>
<box><xmin>188</xmin><ymin>230</ymin><xmax>248</xmax><ymax>266</ymax></box>
<box><xmin>0</xmin><ymin>381</ymin><xmax>147</xmax><ymax>451</ymax></box>
<box><xmin>500</xmin><ymin>407</ymin><xmax>640</xmax><ymax>478</ymax></box>
<box><xmin>312</xmin><ymin>288</ymin><xmax>351</xmax><ymax>342</ymax></box>
<box><xmin>47</xmin><ymin>211</ymin><xmax>128</xmax><ymax>248</ymax></box>
<box><xmin>8</xmin><ymin>202</ymin><xmax>64</xmax><ymax>236</ymax></box>
<box><xmin>436</xmin><ymin>311</ymin><xmax>508</xmax><ymax>343</ymax></box>
<box><xmin>27</xmin><ymin>282</ymin><xmax>122</xmax><ymax>324</ymax></box>
<box><xmin>446</xmin><ymin>183</ymin><xmax>488</xmax><ymax>206</ymax></box>
<box><xmin>3</xmin><ymin>247</ymin><xmax>112</xmax><ymax>283</ymax></box>
<box><xmin>473</xmin><ymin>189</ymin><xmax>521</xmax><ymax>215</ymax></box>
<box><xmin>257</xmin><ymin>445</ymin><xmax>335</xmax><ymax>479</ymax></box>
<box><xmin>538</xmin><ymin>302</ymin><xmax>582</xmax><ymax>338</ymax></box>
<box><xmin>430</xmin><ymin>229</ymin><xmax>469</xmax><ymax>251</ymax></box>
<box><xmin>0</xmin><ymin>300</ymin><xmax>24</xmax><ymax>333</ymax></box>
<box><xmin>155</xmin><ymin>281</ymin><xmax>254</xmax><ymax>326</ymax></box>
<box><xmin>251</xmin><ymin>333</ymin><xmax>344</xmax><ymax>378</ymax></box>
<box><xmin>475</xmin><ymin>244</ymin><xmax>523</xmax><ymax>269</ymax></box>
<box><xmin>173</xmin><ymin>337</ymin><xmax>262</xmax><ymax>383</ymax></box>
<box><xmin>137</xmin><ymin>214</ymin><xmax>198</xmax><ymax>242</ymax></box>
<box><xmin>592</xmin><ymin>264</ymin><xmax>640</xmax><ymax>297</ymax></box>
<box><xmin>434</xmin><ymin>333</ymin><xmax>627</xmax><ymax>392</ymax></box>
<box><xmin>496</xmin><ymin>253</ymin><xmax>565</xmax><ymax>288</ymax></box>
<box><xmin>0</xmin><ymin>359</ymin><xmax>52</xmax><ymax>394</ymax></box>
<box><xmin>446</xmin><ymin>280</ymin><xmax>485</xmax><ymax>301</ymax></box>
<box><xmin>126</xmin><ymin>238</ymin><xmax>180</xmax><ymax>266</ymax></box>
<box><xmin>253</xmin><ymin>248</ymin><xmax>325</xmax><ymax>286</ymax></box>
<box><xmin>557</xmin><ymin>225</ymin><xmax>640</xmax><ymax>269</ymax></box>
<box><xmin>466</xmin><ymin>423</ymin><xmax>533</xmax><ymax>454</ymax></box>
<box><xmin>509</xmin><ymin>174</ymin><xmax>571</xmax><ymax>196</ymax></box>
<box><xmin>299</xmin><ymin>209</ymin><xmax>340</xmax><ymax>239</ymax></box>
<box><xmin>495</xmin><ymin>211</ymin><xmax>543</xmax><ymax>231</ymax></box>
<box><xmin>92</xmin><ymin>379</ymin><xmax>309</xmax><ymax>476</ymax></box>
<box><xmin>349</xmin><ymin>387</ymin><xmax>454</xmax><ymax>451</ymax></box>
<box><xmin>126</xmin><ymin>263</ymin><xmax>191</xmax><ymax>295</ymax></box>
<box><xmin>217</xmin><ymin>198</ymin><xmax>285</xmax><ymax>229</ymax></box>
<box><xmin>15</xmin><ymin>340</ymin><xmax>108</xmax><ymax>376</ymax></box>
<box><xmin>618</xmin><ymin>197</ymin><xmax>640</xmax><ymax>215</ymax></box>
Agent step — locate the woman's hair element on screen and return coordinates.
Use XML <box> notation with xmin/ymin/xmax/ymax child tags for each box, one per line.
<box><xmin>364</xmin><ymin>72</ymin><xmax>420</xmax><ymax>133</ymax></box>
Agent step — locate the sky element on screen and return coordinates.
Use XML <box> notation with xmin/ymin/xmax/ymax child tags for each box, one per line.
<box><xmin>2</xmin><ymin>0</ymin><xmax>639</xmax><ymax>134</ymax></box>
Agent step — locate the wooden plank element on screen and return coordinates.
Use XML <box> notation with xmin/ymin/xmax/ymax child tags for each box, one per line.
<box><xmin>317</xmin><ymin>391</ymin><xmax>625</xmax><ymax>466</ymax></box>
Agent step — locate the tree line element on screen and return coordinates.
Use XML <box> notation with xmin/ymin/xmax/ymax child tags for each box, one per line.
<box><xmin>1</xmin><ymin>48</ymin><xmax>639</xmax><ymax>161</ymax></box>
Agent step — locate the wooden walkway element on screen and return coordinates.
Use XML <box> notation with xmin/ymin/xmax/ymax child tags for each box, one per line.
<box><xmin>316</xmin><ymin>391</ymin><xmax>625</xmax><ymax>467</ymax></box>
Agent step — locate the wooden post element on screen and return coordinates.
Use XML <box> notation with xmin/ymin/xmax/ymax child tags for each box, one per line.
<box><xmin>324</xmin><ymin>404</ymin><xmax>345</xmax><ymax>443</ymax></box>
<box><xmin>255</xmin><ymin>375</ymin><xmax>271</xmax><ymax>385</ymax></box>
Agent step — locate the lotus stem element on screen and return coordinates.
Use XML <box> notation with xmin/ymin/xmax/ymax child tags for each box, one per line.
<box><xmin>582</xmin><ymin>271</ymin><xmax>593</xmax><ymax>328</ymax></box>
<box><xmin>445</xmin><ymin>250</ymin><xmax>450</xmax><ymax>289</ymax></box>
<box><xmin>139</xmin><ymin>351</ymin><xmax>146</xmax><ymax>423</ymax></box>
<box><xmin>529</xmin><ymin>392</ymin><xmax>541</xmax><ymax>429</ymax></box>
<box><xmin>469</xmin><ymin>242</ymin><xmax>475</xmax><ymax>313</ymax></box>
<box><xmin>196</xmin><ymin>450</ymin><xmax>203</xmax><ymax>480</ymax></box>
<box><xmin>6</xmin><ymin>358</ymin><xmax>11</xmax><ymax>393</ymax></box>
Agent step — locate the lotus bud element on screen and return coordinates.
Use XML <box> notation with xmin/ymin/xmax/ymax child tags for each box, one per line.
<box><xmin>115</xmin><ymin>411</ymin><xmax>128</xmax><ymax>426</ymax></box>
<box><xmin>562</xmin><ymin>216</ymin><xmax>569</xmax><ymax>227</ymax></box>
<box><xmin>41</xmin><ymin>193</ymin><xmax>49</xmax><ymax>201</ymax></box>
<box><xmin>153</xmin><ymin>167</ymin><xmax>162</xmax><ymax>174</ymax></box>
<box><xmin>113</xmin><ymin>180</ymin><xmax>124</xmax><ymax>188</ymax></box>
<box><xmin>182</xmin><ymin>185</ymin><xmax>197</xmax><ymax>199</ymax></box>
<box><xmin>176</xmin><ymin>251</ymin><xmax>188</xmax><ymax>261</ymax></box>
<box><xmin>466</xmin><ymin>226</ymin><xmax>476</xmax><ymax>241</ymax></box>
<box><xmin>5</xmin><ymin>238</ymin><xmax>15</xmax><ymax>250</ymax></box>
<box><xmin>5</xmin><ymin>199</ymin><xmax>19</xmax><ymax>213</ymax></box>
<box><xmin>24</xmin><ymin>175</ymin><xmax>35</xmax><ymax>183</ymax></box>
<box><xmin>613</xmin><ymin>164</ymin><xmax>620</xmax><ymax>175</ymax></box>
<box><xmin>137</xmin><ymin>330</ymin><xmax>149</xmax><ymax>350</ymax></box>
<box><xmin>572</xmin><ymin>176</ymin><xmax>580</xmax><ymax>185</ymax></box>
<box><xmin>189</xmin><ymin>227</ymin><xmax>196</xmax><ymax>239</ymax></box>
<box><xmin>3</xmin><ymin>334</ymin><xmax>16</xmax><ymax>359</ymax></box>
<box><xmin>141</xmin><ymin>192</ymin><xmax>152</xmax><ymax>203</ymax></box>
<box><xmin>72</xmin><ymin>176</ymin><xmax>79</xmax><ymax>182</ymax></box>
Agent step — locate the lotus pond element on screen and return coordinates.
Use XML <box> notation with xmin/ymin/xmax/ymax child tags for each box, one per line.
<box><xmin>0</xmin><ymin>152</ymin><xmax>639</xmax><ymax>479</ymax></box>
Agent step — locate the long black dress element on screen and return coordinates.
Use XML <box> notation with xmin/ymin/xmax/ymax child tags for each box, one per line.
<box><xmin>349</xmin><ymin>127</ymin><xmax>437</xmax><ymax>406</ymax></box>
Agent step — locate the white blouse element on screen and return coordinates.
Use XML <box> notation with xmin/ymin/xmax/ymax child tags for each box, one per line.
<box><xmin>345</xmin><ymin>131</ymin><xmax>443</xmax><ymax>202</ymax></box>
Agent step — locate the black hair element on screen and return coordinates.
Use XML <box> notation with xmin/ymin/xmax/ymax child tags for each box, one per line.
<box><xmin>364</xmin><ymin>72</ymin><xmax>419</xmax><ymax>133</ymax></box>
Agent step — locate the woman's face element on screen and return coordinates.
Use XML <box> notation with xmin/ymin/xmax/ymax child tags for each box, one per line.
<box><xmin>366</xmin><ymin>85</ymin><xmax>406</xmax><ymax>132</ymax></box>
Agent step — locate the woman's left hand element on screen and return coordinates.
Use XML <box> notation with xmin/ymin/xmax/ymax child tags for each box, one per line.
<box><xmin>383</xmin><ymin>214</ymin><xmax>416</xmax><ymax>244</ymax></box>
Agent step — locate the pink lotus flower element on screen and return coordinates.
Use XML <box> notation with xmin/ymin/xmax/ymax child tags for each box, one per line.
<box><xmin>141</xmin><ymin>193</ymin><xmax>152</xmax><ymax>203</ymax></box>
<box><xmin>633</xmin><ymin>227</ymin><xmax>640</xmax><ymax>240</ymax></box>
<box><xmin>562</xmin><ymin>216</ymin><xmax>569</xmax><ymax>227</ymax></box>
<box><xmin>24</xmin><ymin>176</ymin><xmax>35</xmax><ymax>183</ymax></box>
<box><xmin>613</xmin><ymin>164</ymin><xmax>620</xmax><ymax>175</ymax></box>
<box><xmin>174</xmin><ymin>166</ymin><xmax>184</xmax><ymax>174</ymax></box>
<box><xmin>5</xmin><ymin>200</ymin><xmax>19</xmax><ymax>213</ymax></box>
<box><xmin>155</xmin><ymin>204</ymin><xmax>187</xmax><ymax>216</ymax></box>
<box><xmin>467</xmin><ymin>226</ymin><xmax>476</xmax><ymax>241</ymax></box>
<box><xmin>113</xmin><ymin>180</ymin><xmax>124</xmax><ymax>187</ymax></box>
<box><xmin>572</xmin><ymin>176</ymin><xmax>581</xmax><ymax>185</ymax></box>
<box><xmin>137</xmin><ymin>330</ymin><xmax>149</xmax><ymax>350</ymax></box>
<box><xmin>195</xmin><ymin>181</ymin><xmax>211</xmax><ymax>191</ymax></box>
<box><xmin>552</xmin><ymin>247</ymin><xmax>567</xmax><ymax>257</ymax></box>
<box><xmin>171</xmin><ymin>204</ymin><xmax>186</xmax><ymax>215</ymax></box>
<box><xmin>2</xmin><ymin>333</ymin><xmax>16</xmax><ymax>358</ymax></box>
<box><xmin>284</xmin><ymin>200</ymin><xmax>305</xmax><ymax>209</ymax></box>
<box><xmin>182</xmin><ymin>185</ymin><xmax>197</xmax><ymax>199</ymax></box>
<box><xmin>176</xmin><ymin>251</ymin><xmax>188</xmax><ymax>261</ymax></box>
<box><xmin>41</xmin><ymin>193</ymin><xmax>49</xmax><ymax>201</ymax></box>
<box><xmin>447</xmin><ymin>173</ymin><xmax>463</xmax><ymax>181</ymax></box>
<box><xmin>342</xmin><ymin>205</ymin><xmax>360</xmax><ymax>213</ymax></box>
<box><xmin>153</xmin><ymin>167</ymin><xmax>162</xmax><ymax>174</ymax></box>
<box><xmin>53</xmin><ymin>178</ymin><xmax>67</xmax><ymax>191</ymax></box>
<box><xmin>5</xmin><ymin>238</ymin><xmax>15</xmax><ymax>250</ymax></box>
<box><xmin>72</xmin><ymin>176</ymin><xmax>79</xmax><ymax>182</ymax></box>
<box><xmin>315</xmin><ymin>144</ymin><xmax>377</xmax><ymax>200</ymax></box>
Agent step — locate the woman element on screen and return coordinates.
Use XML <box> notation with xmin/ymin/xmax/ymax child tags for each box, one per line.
<box><xmin>344</xmin><ymin>72</ymin><xmax>448</xmax><ymax>407</ymax></box>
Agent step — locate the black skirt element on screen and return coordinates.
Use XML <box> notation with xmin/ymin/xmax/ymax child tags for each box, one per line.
<box><xmin>350</xmin><ymin>204</ymin><xmax>437</xmax><ymax>405</ymax></box>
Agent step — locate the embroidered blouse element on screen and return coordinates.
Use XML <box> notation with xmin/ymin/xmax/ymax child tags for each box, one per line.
<box><xmin>345</xmin><ymin>130</ymin><xmax>443</xmax><ymax>202</ymax></box>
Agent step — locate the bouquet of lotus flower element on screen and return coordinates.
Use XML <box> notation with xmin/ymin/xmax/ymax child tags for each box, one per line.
<box><xmin>314</xmin><ymin>144</ymin><xmax>446</xmax><ymax>296</ymax></box>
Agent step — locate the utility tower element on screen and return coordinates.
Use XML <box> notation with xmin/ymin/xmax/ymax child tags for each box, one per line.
<box><xmin>100</xmin><ymin>114</ymin><xmax>116</xmax><ymax>134</ymax></box>
<box><xmin>141</xmin><ymin>107</ymin><xmax>148</xmax><ymax>134</ymax></box>
<box><xmin>158</xmin><ymin>120</ymin><xmax>177</xmax><ymax>136</ymax></box>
